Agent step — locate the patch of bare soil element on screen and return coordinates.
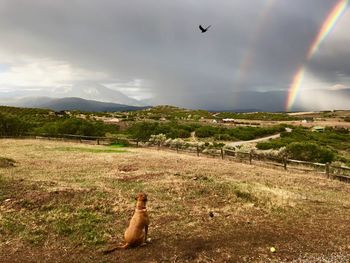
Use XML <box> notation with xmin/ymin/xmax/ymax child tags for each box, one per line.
<box><xmin>116</xmin><ymin>172</ymin><xmax>165</xmax><ymax>182</ymax></box>
<box><xmin>118</xmin><ymin>164</ymin><xmax>139</xmax><ymax>172</ymax></box>
<box><xmin>2</xmin><ymin>211</ymin><xmax>349</xmax><ymax>263</ymax></box>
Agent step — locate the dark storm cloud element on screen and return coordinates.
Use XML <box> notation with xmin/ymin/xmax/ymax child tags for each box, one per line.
<box><xmin>306</xmin><ymin>31</ymin><xmax>350</xmax><ymax>85</ymax></box>
<box><xmin>0</xmin><ymin>0</ymin><xmax>348</xmax><ymax>110</ymax></box>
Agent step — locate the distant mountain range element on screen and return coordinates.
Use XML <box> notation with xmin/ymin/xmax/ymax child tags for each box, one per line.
<box><xmin>0</xmin><ymin>97</ymin><xmax>148</xmax><ymax>112</ymax></box>
<box><xmin>0</xmin><ymin>83</ymin><xmax>145</xmax><ymax>106</ymax></box>
<box><xmin>0</xmin><ymin>83</ymin><xmax>349</xmax><ymax>112</ymax></box>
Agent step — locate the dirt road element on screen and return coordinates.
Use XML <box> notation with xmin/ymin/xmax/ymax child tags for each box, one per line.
<box><xmin>226</xmin><ymin>133</ymin><xmax>281</xmax><ymax>147</ymax></box>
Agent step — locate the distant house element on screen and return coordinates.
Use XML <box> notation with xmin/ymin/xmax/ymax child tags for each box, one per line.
<box><xmin>312</xmin><ymin>126</ymin><xmax>325</xmax><ymax>132</ymax></box>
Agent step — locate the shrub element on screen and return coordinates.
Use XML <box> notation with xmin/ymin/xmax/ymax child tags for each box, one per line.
<box><xmin>35</xmin><ymin>118</ymin><xmax>116</xmax><ymax>137</ymax></box>
<box><xmin>256</xmin><ymin>141</ymin><xmax>286</xmax><ymax>150</ymax></box>
<box><xmin>286</xmin><ymin>142</ymin><xmax>334</xmax><ymax>163</ymax></box>
<box><xmin>195</xmin><ymin>126</ymin><xmax>217</xmax><ymax>138</ymax></box>
<box><xmin>0</xmin><ymin>113</ymin><xmax>31</xmax><ymax>136</ymax></box>
<box><xmin>253</xmin><ymin>147</ymin><xmax>287</xmax><ymax>161</ymax></box>
<box><xmin>128</xmin><ymin>122</ymin><xmax>159</xmax><ymax>141</ymax></box>
<box><xmin>214</xmin><ymin>134</ymin><xmax>232</xmax><ymax>140</ymax></box>
<box><xmin>166</xmin><ymin>128</ymin><xmax>190</xmax><ymax>139</ymax></box>
<box><xmin>149</xmin><ymin>134</ymin><xmax>167</xmax><ymax>146</ymax></box>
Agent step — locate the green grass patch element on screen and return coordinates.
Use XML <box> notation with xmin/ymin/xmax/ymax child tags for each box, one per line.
<box><xmin>0</xmin><ymin>214</ymin><xmax>26</xmax><ymax>235</ymax></box>
<box><xmin>108</xmin><ymin>143</ymin><xmax>127</xmax><ymax>148</ymax></box>
<box><xmin>0</xmin><ymin>190</ymin><xmax>117</xmax><ymax>246</ymax></box>
<box><xmin>23</xmin><ymin>228</ymin><xmax>48</xmax><ymax>245</ymax></box>
<box><xmin>46</xmin><ymin>203</ymin><xmax>115</xmax><ymax>244</ymax></box>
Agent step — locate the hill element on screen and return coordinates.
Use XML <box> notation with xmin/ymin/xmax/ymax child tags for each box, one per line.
<box><xmin>1</xmin><ymin>139</ymin><xmax>350</xmax><ymax>262</ymax></box>
<box><xmin>1</xmin><ymin>97</ymin><xmax>148</xmax><ymax>112</ymax></box>
<box><xmin>0</xmin><ymin>83</ymin><xmax>145</xmax><ymax>106</ymax></box>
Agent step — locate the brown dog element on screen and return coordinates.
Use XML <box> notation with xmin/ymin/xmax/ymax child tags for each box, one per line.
<box><xmin>103</xmin><ymin>193</ymin><xmax>150</xmax><ymax>253</ymax></box>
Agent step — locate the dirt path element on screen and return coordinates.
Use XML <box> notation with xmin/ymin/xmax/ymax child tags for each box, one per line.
<box><xmin>226</xmin><ymin>133</ymin><xmax>281</xmax><ymax>147</ymax></box>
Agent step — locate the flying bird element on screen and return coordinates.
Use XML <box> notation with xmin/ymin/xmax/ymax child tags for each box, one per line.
<box><xmin>199</xmin><ymin>25</ymin><xmax>211</xmax><ymax>33</ymax></box>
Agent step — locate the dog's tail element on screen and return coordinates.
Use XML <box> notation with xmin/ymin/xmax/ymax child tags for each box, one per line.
<box><xmin>102</xmin><ymin>243</ymin><xmax>129</xmax><ymax>254</ymax></box>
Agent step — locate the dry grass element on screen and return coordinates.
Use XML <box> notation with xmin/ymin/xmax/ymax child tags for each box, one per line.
<box><xmin>1</xmin><ymin>139</ymin><xmax>350</xmax><ymax>262</ymax></box>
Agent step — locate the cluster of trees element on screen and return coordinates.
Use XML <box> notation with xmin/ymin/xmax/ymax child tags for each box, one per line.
<box><xmin>128</xmin><ymin>122</ymin><xmax>197</xmax><ymax>141</ymax></box>
<box><xmin>195</xmin><ymin>125</ymin><xmax>285</xmax><ymax>140</ymax></box>
<box><xmin>0</xmin><ymin>113</ymin><xmax>31</xmax><ymax>136</ymax></box>
<box><xmin>130</xmin><ymin>105</ymin><xmax>213</xmax><ymax>121</ymax></box>
<box><xmin>257</xmin><ymin>127</ymin><xmax>350</xmax><ymax>150</ymax></box>
<box><xmin>256</xmin><ymin>127</ymin><xmax>350</xmax><ymax>163</ymax></box>
<box><xmin>0</xmin><ymin>109</ymin><xmax>118</xmax><ymax>137</ymax></box>
<box><xmin>127</xmin><ymin>121</ymin><xmax>285</xmax><ymax>141</ymax></box>
<box><xmin>34</xmin><ymin>118</ymin><xmax>118</xmax><ymax>137</ymax></box>
<box><xmin>285</xmin><ymin>142</ymin><xmax>334</xmax><ymax>163</ymax></box>
<box><xmin>216</xmin><ymin>112</ymin><xmax>301</xmax><ymax>121</ymax></box>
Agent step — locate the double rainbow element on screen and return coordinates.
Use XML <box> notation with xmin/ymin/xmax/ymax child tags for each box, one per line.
<box><xmin>237</xmin><ymin>0</ymin><xmax>277</xmax><ymax>85</ymax></box>
<box><xmin>286</xmin><ymin>0</ymin><xmax>349</xmax><ymax>111</ymax></box>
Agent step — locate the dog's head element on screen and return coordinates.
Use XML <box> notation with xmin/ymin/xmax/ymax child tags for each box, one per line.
<box><xmin>135</xmin><ymin>192</ymin><xmax>148</xmax><ymax>202</ymax></box>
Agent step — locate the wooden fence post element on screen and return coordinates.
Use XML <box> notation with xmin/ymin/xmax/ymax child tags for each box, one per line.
<box><xmin>283</xmin><ymin>156</ymin><xmax>287</xmax><ymax>170</ymax></box>
<box><xmin>249</xmin><ymin>150</ymin><xmax>253</xmax><ymax>165</ymax></box>
<box><xmin>196</xmin><ymin>145</ymin><xmax>200</xmax><ymax>157</ymax></box>
<box><xmin>97</xmin><ymin>138</ymin><xmax>100</xmax><ymax>145</ymax></box>
<box><xmin>326</xmin><ymin>162</ymin><xmax>330</xmax><ymax>178</ymax></box>
<box><xmin>176</xmin><ymin>144</ymin><xmax>179</xmax><ymax>153</ymax></box>
<box><xmin>221</xmin><ymin>148</ymin><xmax>224</xmax><ymax>160</ymax></box>
<box><xmin>136</xmin><ymin>140</ymin><xmax>139</xmax><ymax>147</ymax></box>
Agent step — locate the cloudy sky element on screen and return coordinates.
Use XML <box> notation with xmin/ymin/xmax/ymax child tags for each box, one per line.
<box><xmin>0</xmin><ymin>0</ymin><xmax>349</xmax><ymax>111</ymax></box>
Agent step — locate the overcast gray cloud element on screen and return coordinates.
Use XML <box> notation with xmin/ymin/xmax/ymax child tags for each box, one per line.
<box><xmin>0</xmin><ymin>0</ymin><xmax>349</xmax><ymax>111</ymax></box>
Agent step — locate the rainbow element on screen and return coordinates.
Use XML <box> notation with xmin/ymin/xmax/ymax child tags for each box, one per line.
<box><xmin>286</xmin><ymin>0</ymin><xmax>349</xmax><ymax>111</ymax></box>
<box><xmin>237</xmin><ymin>0</ymin><xmax>276</xmax><ymax>85</ymax></box>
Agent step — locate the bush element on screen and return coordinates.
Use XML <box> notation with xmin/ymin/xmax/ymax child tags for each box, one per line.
<box><xmin>256</xmin><ymin>141</ymin><xmax>286</xmax><ymax>150</ymax></box>
<box><xmin>35</xmin><ymin>118</ymin><xmax>116</xmax><ymax>137</ymax></box>
<box><xmin>128</xmin><ymin>122</ymin><xmax>194</xmax><ymax>141</ymax></box>
<box><xmin>195</xmin><ymin>126</ymin><xmax>217</xmax><ymax>138</ymax></box>
<box><xmin>167</xmin><ymin>128</ymin><xmax>191</xmax><ymax>139</ymax></box>
<box><xmin>149</xmin><ymin>134</ymin><xmax>167</xmax><ymax>146</ymax></box>
<box><xmin>286</xmin><ymin>142</ymin><xmax>334</xmax><ymax>163</ymax></box>
<box><xmin>0</xmin><ymin>113</ymin><xmax>31</xmax><ymax>136</ymax></box>
<box><xmin>214</xmin><ymin>134</ymin><xmax>232</xmax><ymax>140</ymax></box>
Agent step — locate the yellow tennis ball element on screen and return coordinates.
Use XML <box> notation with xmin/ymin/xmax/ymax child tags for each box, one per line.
<box><xmin>270</xmin><ymin>247</ymin><xmax>276</xmax><ymax>253</ymax></box>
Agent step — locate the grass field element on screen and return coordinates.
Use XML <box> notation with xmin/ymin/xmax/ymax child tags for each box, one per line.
<box><xmin>1</xmin><ymin>139</ymin><xmax>350</xmax><ymax>262</ymax></box>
